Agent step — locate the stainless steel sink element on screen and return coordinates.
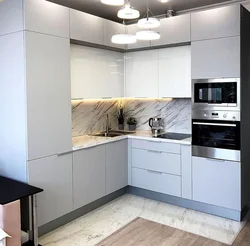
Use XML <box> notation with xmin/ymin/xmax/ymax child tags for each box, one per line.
<box><xmin>90</xmin><ymin>130</ymin><xmax>133</xmax><ymax>138</ymax></box>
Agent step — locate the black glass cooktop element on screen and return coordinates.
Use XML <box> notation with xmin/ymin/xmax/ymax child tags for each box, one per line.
<box><xmin>156</xmin><ymin>132</ymin><xmax>191</xmax><ymax>140</ymax></box>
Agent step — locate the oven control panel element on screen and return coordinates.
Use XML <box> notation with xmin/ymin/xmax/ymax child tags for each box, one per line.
<box><xmin>192</xmin><ymin>110</ymin><xmax>240</xmax><ymax>121</ymax></box>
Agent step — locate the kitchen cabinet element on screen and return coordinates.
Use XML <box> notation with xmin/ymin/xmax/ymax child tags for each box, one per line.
<box><xmin>73</xmin><ymin>146</ymin><xmax>106</xmax><ymax>210</ymax></box>
<box><xmin>105</xmin><ymin>140</ymin><xmax>128</xmax><ymax>195</ymax></box>
<box><xmin>126</xmin><ymin>24</ymin><xmax>150</xmax><ymax>50</ymax></box>
<box><xmin>71</xmin><ymin>45</ymin><xmax>124</xmax><ymax>99</ymax></box>
<box><xmin>24</xmin><ymin>0</ymin><xmax>70</xmax><ymax>38</ymax></box>
<box><xmin>159</xmin><ymin>46</ymin><xmax>191</xmax><ymax>98</ymax></box>
<box><xmin>125</xmin><ymin>50</ymin><xmax>159</xmax><ymax>98</ymax></box>
<box><xmin>25</xmin><ymin>31</ymin><xmax>72</xmax><ymax>160</ymax></box>
<box><xmin>192</xmin><ymin>156</ymin><xmax>241</xmax><ymax>210</ymax></box>
<box><xmin>151</xmin><ymin>14</ymin><xmax>191</xmax><ymax>47</ymax></box>
<box><xmin>103</xmin><ymin>19</ymin><xmax>126</xmax><ymax>49</ymax></box>
<box><xmin>191</xmin><ymin>5</ymin><xmax>240</xmax><ymax>41</ymax></box>
<box><xmin>191</xmin><ymin>36</ymin><xmax>240</xmax><ymax>79</ymax></box>
<box><xmin>70</xmin><ymin>9</ymin><xmax>104</xmax><ymax>45</ymax></box>
<box><xmin>28</xmin><ymin>154</ymin><xmax>73</xmax><ymax>226</ymax></box>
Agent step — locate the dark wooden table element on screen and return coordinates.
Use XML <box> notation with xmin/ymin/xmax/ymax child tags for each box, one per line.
<box><xmin>0</xmin><ymin>176</ymin><xmax>43</xmax><ymax>246</ymax></box>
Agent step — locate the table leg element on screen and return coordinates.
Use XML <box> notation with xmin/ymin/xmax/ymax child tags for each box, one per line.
<box><xmin>31</xmin><ymin>195</ymin><xmax>39</xmax><ymax>246</ymax></box>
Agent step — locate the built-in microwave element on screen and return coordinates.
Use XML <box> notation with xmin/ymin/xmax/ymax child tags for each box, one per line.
<box><xmin>192</xmin><ymin>78</ymin><xmax>240</xmax><ymax>111</ymax></box>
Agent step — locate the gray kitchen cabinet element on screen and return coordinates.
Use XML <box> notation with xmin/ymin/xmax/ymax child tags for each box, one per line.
<box><xmin>28</xmin><ymin>154</ymin><xmax>73</xmax><ymax>227</ymax></box>
<box><xmin>192</xmin><ymin>156</ymin><xmax>241</xmax><ymax>210</ymax></box>
<box><xmin>151</xmin><ymin>14</ymin><xmax>191</xmax><ymax>47</ymax></box>
<box><xmin>191</xmin><ymin>5</ymin><xmax>240</xmax><ymax>41</ymax></box>
<box><xmin>103</xmin><ymin>19</ymin><xmax>126</xmax><ymax>49</ymax></box>
<box><xmin>126</xmin><ymin>24</ymin><xmax>150</xmax><ymax>50</ymax></box>
<box><xmin>106</xmin><ymin>140</ymin><xmax>128</xmax><ymax>195</ymax></box>
<box><xmin>191</xmin><ymin>36</ymin><xmax>240</xmax><ymax>79</ymax></box>
<box><xmin>24</xmin><ymin>0</ymin><xmax>70</xmax><ymax>38</ymax></box>
<box><xmin>73</xmin><ymin>146</ymin><xmax>106</xmax><ymax>210</ymax></box>
<box><xmin>70</xmin><ymin>9</ymin><xmax>104</xmax><ymax>45</ymax></box>
<box><xmin>25</xmin><ymin>31</ymin><xmax>72</xmax><ymax>160</ymax></box>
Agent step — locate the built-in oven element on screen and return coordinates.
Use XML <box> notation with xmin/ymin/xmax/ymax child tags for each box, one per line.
<box><xmin>192</xmin><ymin>78</ymin><xmax>240</xmax><ymax>111</ymax></box>
<box><xmin>192</xmin><ymin>111</ymin><xmax>241</xmax><ymax>162</ymax></box>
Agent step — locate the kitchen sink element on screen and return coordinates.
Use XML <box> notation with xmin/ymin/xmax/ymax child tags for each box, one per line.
<box><xmin>90</xmin><ymin>130</ymin><xmax>133</xmax><ymax>138</ymax></box>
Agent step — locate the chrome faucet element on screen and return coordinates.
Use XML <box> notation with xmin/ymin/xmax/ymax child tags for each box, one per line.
<box><xmin>105</xmin><ymin>114</ymin><xmax>109</xmax><ymax>136</ymax></box>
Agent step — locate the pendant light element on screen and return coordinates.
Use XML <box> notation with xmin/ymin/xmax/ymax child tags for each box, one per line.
<box><xmin>101</xmin><ymin>0</ymin><xmax>124</xmax><ymax>6</ymax></box>
<box><xmin>138</xmin><ymin>0</ymin><xmax>160</xmax><ymax>28</ymax></box>
<box><xmin>136</xmin><ymin>30</ymin><xmax>160</xmax><ymax>40</ymax></box>
<box><xmin>118</xmin><ymin>0</ymin><xmax>140</xmax><ymax>20</ymax></box>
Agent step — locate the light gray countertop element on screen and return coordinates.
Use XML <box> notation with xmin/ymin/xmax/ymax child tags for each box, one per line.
<box><xmin>72</xmin><ymin>130</ymin><xmax>191</xmax><ymax>151</ymax></box>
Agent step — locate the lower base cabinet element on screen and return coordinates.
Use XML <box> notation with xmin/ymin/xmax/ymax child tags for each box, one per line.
<box><xmin>28</xmin><ymin>154</ymin><xmax>73</xmax><ymax>227</ymax></box>
<box><xmin>73</xmin><ymin>145</ymin><xmax>105</xmax><ymax>210</ymax></box>
<box><xmin>192</xmin><ymin>156</ymin><xmax>241</xmax><ymax>210</ymax></box>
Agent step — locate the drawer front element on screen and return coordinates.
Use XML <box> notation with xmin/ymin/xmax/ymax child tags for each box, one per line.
<box><xmin>131</xmin><ymin>167</ymin><xmax>181</xmax><ymax>197</ymax></box>
<box><xmin>132</xmin><ymin>139</ymin><xmax>180</xmax><ymax>154</ymax></box>
<box><xmin>132</xmin><ymin>148</ymin><xmax>181</xmax><ymax>175</ymax></box>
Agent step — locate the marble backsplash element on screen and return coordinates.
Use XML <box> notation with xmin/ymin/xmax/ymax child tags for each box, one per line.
<box><xmin>72</xmin><ymin>98</ymin><xmax>191</xmax><ymax>137</ymax></box>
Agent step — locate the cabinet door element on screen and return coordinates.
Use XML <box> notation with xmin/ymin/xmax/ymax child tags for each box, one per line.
<box><xmin>73</xmin><ymin>146</ymin><xmax>106</xmax><ymax>210</ymax></box>
<box><xmin>125</xmin><ymin>50</ymin><xmax>159</xmax><ymax>97</ymax></box>
<box><xmin>191</xmin><ymin>5</ymin><xmax>240</xmax><ymax>41</ymax></box>
<box><xmin>71</xmin><ymin>45</ymin><xmax>124</xmax><ymax>99</ymax></box>
<box><xmin>26</xmin><ymin>31</ymin><xmax>72</xmax><ymax>160</ymax></box>
<box><xmin>104</xmin><ymin>20</ymin><xmax>126</xmax><ymax>49</ymax></box>
<box><xmin>126</xmin><ymin>24</ymin><xmax>150</xmax><ymax>50</ymax></box>
<box><xmin>191</xmin><ymin>36</ymin><xmax>240</xmax><ymax>79</ymax></box>
<box><xmin>24</xmin><ymin>0</ymin><xmax>69</xmax><ymax>38</ymax></box>
<box><xmin>159</xmin><ymin>46</ymin><xmax>191</xmax><ymax>98</ymax></box>
<box><xmin>192</xmin><ymin>157</ymin><xmax>240</xmax><ymax>210</ymax></box>
<box><xmin>28</xmin><ymin>154</ymin><xmax>73</xmax><ymax>226</ymax></box>
<box><xmin>152</xmin><ymin>14</ymin><xmax>191</xmax><ymax>47</ymax></box>
<box><xmin>106</xmin><ymin>140</ymin><xmax>128</xmax><ymax>195</ymax></box>
<box><xmin>70</xmin><ymin>9</ymin><xmax>104</xmax><ymax>45</ymax></box>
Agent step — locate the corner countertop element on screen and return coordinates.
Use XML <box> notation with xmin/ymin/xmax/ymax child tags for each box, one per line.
<box><xmin>72</xmin><ymin>130</ymin><xmax>191</xmax><ymax>151</ymax></box>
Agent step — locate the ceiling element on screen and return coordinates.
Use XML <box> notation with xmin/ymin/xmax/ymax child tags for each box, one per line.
<box><xmin>47</xmin><ymin>0</ymin><xmax>242</xmax><ymax>23</ymax></box>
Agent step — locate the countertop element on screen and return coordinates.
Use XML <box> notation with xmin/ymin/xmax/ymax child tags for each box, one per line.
<box><xmin>72</xmin><ymin>130</ymin><xmax>191</xmax><ymax>151</ymax></box>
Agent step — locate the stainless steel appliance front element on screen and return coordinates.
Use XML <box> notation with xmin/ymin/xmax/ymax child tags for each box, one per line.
<box><xmin>192</xmin><ymin>78</ymin><xmax>240</xmax><ymax>111</ymax></box>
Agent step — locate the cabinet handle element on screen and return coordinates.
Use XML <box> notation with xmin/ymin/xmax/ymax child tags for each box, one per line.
<box><xmin>206</xmin><ymin>158</ymin><xmax>225</xmax><ymax>162</ymax></box>
<box><xmin>146</xmin><ymin>140</ymin><xmax>162</xmax><ymax>143</ymax></box>
<box><xmin>147</xmin><ymin>170</ymin><xmax>163</xmax><ymax>174</ymax></box>
<box><xmin>147</xmin><ymin>150</ymin><xmax>162</xmax><ymax>154</ymax></box>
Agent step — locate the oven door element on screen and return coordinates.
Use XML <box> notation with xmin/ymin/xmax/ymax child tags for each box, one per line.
<box><xmin>192</xmin><ymin>119</ymin><xmax>240</xmax><ymax>161</ymax></box>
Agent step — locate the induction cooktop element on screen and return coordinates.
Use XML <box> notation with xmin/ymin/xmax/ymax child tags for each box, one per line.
<box><xmin>156</xmin><ymin>132</ymin><xmax>191</xmax><ymax>140</ymax></box>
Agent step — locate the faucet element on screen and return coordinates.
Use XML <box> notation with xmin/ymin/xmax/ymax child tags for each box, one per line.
<box><xmin>105</xmin><ymin>114</ymin><xmax>109</xmax><ymax>136</ymax></box>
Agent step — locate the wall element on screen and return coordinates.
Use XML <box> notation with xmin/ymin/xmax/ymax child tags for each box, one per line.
<box><xmin>72</xmin><ymin>98</ymin><xmax>191</xmax><ymax>137</ymax></box>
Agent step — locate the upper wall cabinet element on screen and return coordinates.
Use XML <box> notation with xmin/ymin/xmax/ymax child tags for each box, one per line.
<box><xmin>125</xmin><ymin>50</ymin><xmax>159</xmax><ymax>98</ymax></box>
<box><xmin>151</xmin><ymin>14</ymin><xmax>191</xmax><ymax>47</ymax></box>
<box><xmin>24</xmin><ymin>0</ymin><xmax>70</xmax><ymax>38</ymax></box>
<box><xmin>126</xmin><ymin>24</ymin><xmax>150</xmax><ymax>50</ymax></box>
<box><xmin>70</xmin><ymin>9</ymin><xmax>104</xmax><ymax>45</ymax></box>
<box><xmin>159</xmin><ymin>46</ymin><xmax>191</xmax><ymax>98</ymax></box>
<box><xmin>103</xmin><ymin>20</ymin><xmax>126</xmax><ymax>49</ymax></box>
<box><xmin>191</xmin><ymin>5</ymin><xmax>240</xmax><ymax>41</ymax></box>
<box><xmin>191</xmin><ymin>36</ymin><xmax>240</xmax><ymax>79</ymax></box>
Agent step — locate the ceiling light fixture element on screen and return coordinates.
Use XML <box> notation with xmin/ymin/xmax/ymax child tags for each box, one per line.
<box><xmin>101</xmin><ymin>0</ymin><xmax>124</xmax><ymax>6</ymax></box>
<box><xmin>136</xmin><ymin>30</ymin><xmax>160</xmax><ymax>41</ymax></box>
<box><xmin>111</xmin><ymin>34</ymin><xmax>137</xmax><ymax>44</ymax></box>
<box><xmin>138</xmin><ymin>0</ymin><xmax>160</xmax><ymax>29</ymax></box>
<box><xmin>118</xmin><ymin>1</ymin><xmax>140</xmax><ymax>20</ymax></box>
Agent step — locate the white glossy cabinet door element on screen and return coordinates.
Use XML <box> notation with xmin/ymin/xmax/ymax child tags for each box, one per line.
<box><xmin>106</xmin><ymin>140</ymin><xmax>128</xmax><ymax>195</ymax></box>
<box><xmin>192</xmin><ymin>157</ymin><xmax>241</xmax><ymax>210</ymax></box>
<box><xmin>104</xmin><ymin>20</ymin><xmax>126</xmax><ymax>49</ymax></box>
<box><xmin>26</xmin><ymin>31</ymin><xmax>72</xmax><ymax>160</ymax></box>
<box><xmin>159</xmin><ymin>46</ymin><xmax>191</xmax><ymax>98</ymax></box>
<box><xmin>70</xmin><ymin>9</ymin><xmax>104</xmax><ymax>45</ymax></box>
<box><xmin>191</xmin><ymin>36</ymin><xmax>240</xmax><ymax>79</ymax></box>
<box><xmin>24</xmin><ymin>0</ymin><xmax>70</xmax><ymax>38</ymax></box>
<box><xmin>126</xmin><ymin>24</ymin><xmax>150</xmax><ymax>50</ymax></box>
<box><xmin>28</xmin><ymin>154</ymin><xmax>73</xmax><ymax>226</ymax></box>
<box><xmin>73</xmin><ymin>146</ymin><xmax>106</xmax><ymax>210</ymax></box>
<box><xmin>152</xmin><ymin>14</ymin><xmax>191</xmax><ymax>47</ymax></box>
<box><xmin>125</xmin><ymin>50</ymin><xmax>159</xmax><ymax>98</ymax></box>
<box><xmin>71</xmin><ymin>45</ymin><xmax>124</xmax><ymax>99</ymax></box>
<box><xmin>191</xmin><ymin>5</ymin><xmax>240</xmax><ymax>41</ymax></box>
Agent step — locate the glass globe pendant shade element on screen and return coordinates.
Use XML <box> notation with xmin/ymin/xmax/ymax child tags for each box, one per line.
<box><xmin>111</xmin><ymin>34</ymin><xmax>137</xmax><ymax>44</ymax></box>
<box><xmin>136</xmin><ymin>30</ymin><xmax>160</xmax><ymax>41</ymax></box>
<box><xmin>138</xmin><ymin>17</ymin><xmax>160</xmax><ymax>29</ymax></box>
<box><xmin>118</xmin><ymin>3</ymin><xmax>140</xmax><ymax>19</ymax></box>
<box><xmin>101</xmin><ymin>0</ymin><xmax>124</xmax><ymax>6</ymax></box>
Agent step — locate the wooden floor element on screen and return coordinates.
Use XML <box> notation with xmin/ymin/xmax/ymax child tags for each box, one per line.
<box><xmin>97</xmin><ymin>217</ymin><xmax>250</xmax><ymax>246</ymax></box>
